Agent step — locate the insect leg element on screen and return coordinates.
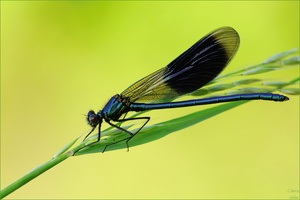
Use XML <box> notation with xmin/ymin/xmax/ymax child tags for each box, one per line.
<box><xmin>73</xmin><ymin>125</ymin><xmax>100</xmax><ymax>155</ymax></box>
<box><xmin>102</xmin><ymin>116</ymin><xmax>150</xmax><ymax>152</ymax></box>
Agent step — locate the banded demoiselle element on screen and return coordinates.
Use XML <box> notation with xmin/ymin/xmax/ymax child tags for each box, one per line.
<box><xmin>77</xmin><ymin>27</ymin><xmax>288</xmax><ymax>154</ymax></box>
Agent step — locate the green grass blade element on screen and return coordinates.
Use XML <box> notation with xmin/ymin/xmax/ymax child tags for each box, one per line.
<box><xmin>280</xmin><ymin>55</ymin><xmax>300</xmax><ymax>65</ymax></box>
<box><xmin>263</xmin><ymin>48</ymin><xmax>298</xmax><ymax>64</ymax></box>
<box><xmin>279</xmin><ymin>88</ymin><xmax>300</xmax><ymax>95</ymax></box>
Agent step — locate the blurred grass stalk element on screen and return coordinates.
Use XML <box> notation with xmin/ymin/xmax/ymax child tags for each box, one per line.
<box><xmin>0</xmin><ymin>49</ymin><xmax>299</xmax><ymax>199</ymax></box>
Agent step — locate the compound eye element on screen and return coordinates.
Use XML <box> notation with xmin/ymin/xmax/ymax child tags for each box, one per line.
<box><xmin>87</xmin><ymin>110</ymin><xmax>99</xmax><ymax>127</ymax></box>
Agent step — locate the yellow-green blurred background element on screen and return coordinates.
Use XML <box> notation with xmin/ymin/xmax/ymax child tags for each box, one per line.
<box><xmin>1</xmin><ymin>1</ymin><xmax>299</xmax><ymax>199</ymax></box>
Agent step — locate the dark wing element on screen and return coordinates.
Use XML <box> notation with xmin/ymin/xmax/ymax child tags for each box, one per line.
<box><xmin>121</xmin><ymin>27</ymin><xmax>240</xmax><ymax>103</ymax></box>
